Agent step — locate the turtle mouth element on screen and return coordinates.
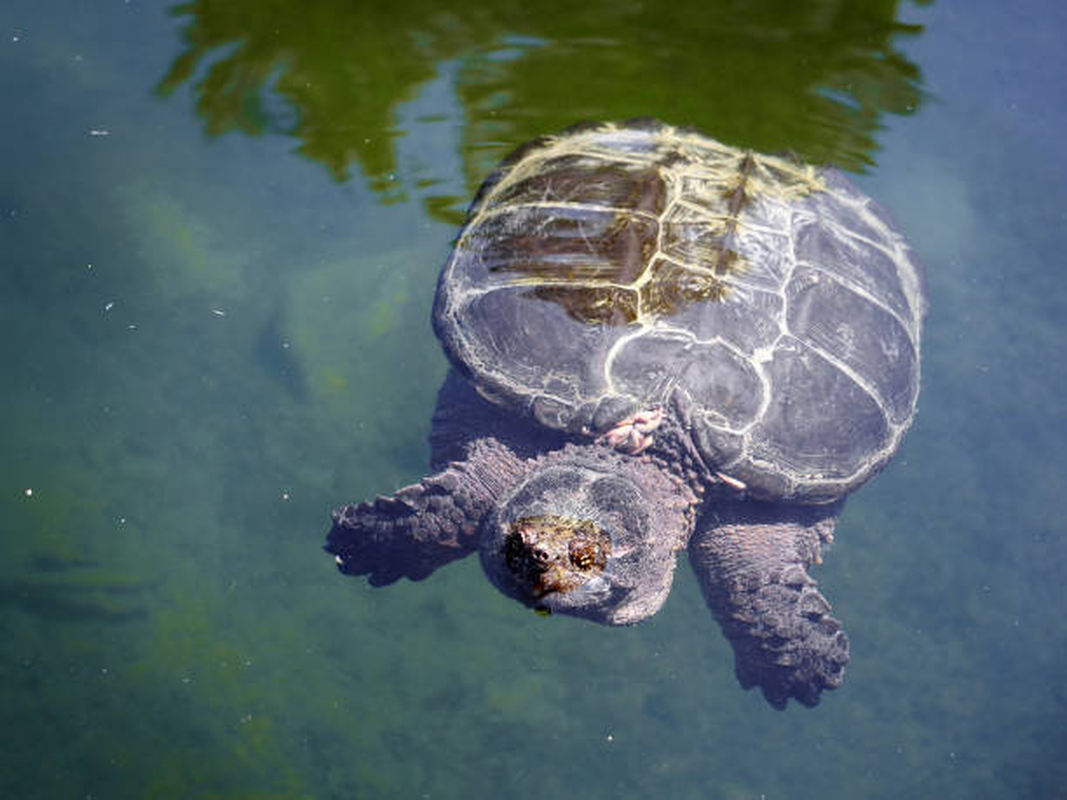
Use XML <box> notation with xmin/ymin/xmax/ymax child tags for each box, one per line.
<box><xmin>501</xmin><ymin>515</ymin><xmax>611</xmax><ymax>604</ymax></box>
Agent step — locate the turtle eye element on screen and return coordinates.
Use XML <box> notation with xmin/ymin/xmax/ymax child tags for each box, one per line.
<box><xmin>570</xmin><ymin>547</ymin><xmax>593</xmax><ymax>570</ymax></box>
<box><xmin>502</xmin><ymin>530</ymin><xmax>528</xmax><ymax>572</ymax></box>
<box><xmin>569</xmin><ymin>539</ymin><xmax>607</xmax><ymax>572</ymax></box>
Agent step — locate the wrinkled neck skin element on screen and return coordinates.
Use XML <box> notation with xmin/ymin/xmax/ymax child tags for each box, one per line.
<box><xmin>480</xmin><ymin>443</ymin><xmax>698</xmax><ymax>625</ymax></box>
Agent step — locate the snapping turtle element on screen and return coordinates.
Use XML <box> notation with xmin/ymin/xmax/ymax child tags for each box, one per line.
<box><xmin>326</xmin><ymin>120</ymin><xmax>924</xmax><ymax>708</ymax></box>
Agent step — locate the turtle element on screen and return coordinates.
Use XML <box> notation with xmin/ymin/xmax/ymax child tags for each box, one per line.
<box><xmin>325</xmin><ymin>120</ymin><xmax>925</xmax><ymax>709</ymax></box>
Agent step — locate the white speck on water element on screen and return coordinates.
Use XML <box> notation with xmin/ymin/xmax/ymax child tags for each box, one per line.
<box><xmin>24</xmin><ymin>488</ymin><xmax>33</xmax><ymax>497</ymax></box>
<box><xmin>88</xmin><ymin>129</ymin><xmax>111</xmax><ymax>137</ymax></box>
<box><xmin>211</xmin><ymin>308</ymin><xmax>226</xmax><ymax>317</ymax></box>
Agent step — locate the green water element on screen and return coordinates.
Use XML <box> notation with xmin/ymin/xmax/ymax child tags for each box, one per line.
<box><xmin>2</xmin><ymin>0</ymin><xmax>1065</xmax><ymax>797</ymax></box>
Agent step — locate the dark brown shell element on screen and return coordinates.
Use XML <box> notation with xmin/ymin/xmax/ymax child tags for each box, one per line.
<box><xmin>434</xmin><ymin>121</ymin><xmax>925</xmax><ymax>502</ymax></box>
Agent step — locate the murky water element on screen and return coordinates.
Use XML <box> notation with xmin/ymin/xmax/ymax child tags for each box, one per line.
<box><xmin>2</xmin><ymin>1</ymin><xmax>1065</xmax><ymax>797</ymax></box>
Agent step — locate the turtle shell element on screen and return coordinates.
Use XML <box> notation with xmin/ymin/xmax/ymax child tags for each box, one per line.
<box><xmin>433</xmin><ymin>121</ymin><xmax>925</xmax><ymax>502</ymax></box>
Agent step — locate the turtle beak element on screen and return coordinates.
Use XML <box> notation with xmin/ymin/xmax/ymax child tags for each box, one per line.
<box><xmin>533</xmin><ymin>573</ymin><xmax>612</xmax><ymax>615</ymax></box>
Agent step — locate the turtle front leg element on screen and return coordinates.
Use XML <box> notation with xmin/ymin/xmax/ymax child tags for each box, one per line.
<box><xmin>688</xmin><ymin>500</ymin><xmax>849</xmax><ymax>709</ymax></box>
<box><xmin>326</xmin><ymin>438</ymin><xmax>526</xmax><ymax>586</ymax></box>
<box><xmin>597</xmin><ymin>408</ymin><xmax>664</xmax><ymax>454</ymax></box>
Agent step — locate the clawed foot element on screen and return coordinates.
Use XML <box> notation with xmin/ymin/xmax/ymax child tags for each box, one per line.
<box><xmin>597</xmin><ymin>408</ymin><xmax>664</xmax><ymax>454</ymax></box>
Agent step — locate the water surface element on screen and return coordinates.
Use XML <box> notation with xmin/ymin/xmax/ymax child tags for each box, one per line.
<box><xmin>2</xmin><ymin>1</ymin><xmax>1066</xmax><ymax>797</ymax></box>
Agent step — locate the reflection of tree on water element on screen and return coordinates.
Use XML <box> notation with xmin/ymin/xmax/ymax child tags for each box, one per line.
<box><xmin>158</xmin><ymin>0</ymin><xmax>928</xmax><ymax>220</ymax></box>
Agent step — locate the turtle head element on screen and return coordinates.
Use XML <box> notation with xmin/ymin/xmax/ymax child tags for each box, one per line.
<box><xmin>480</xmin><ymin>449</ymin><xmax>693</xmax><ymax>625</ymax></box>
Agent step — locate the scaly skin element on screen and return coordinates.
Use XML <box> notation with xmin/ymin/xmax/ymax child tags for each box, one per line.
<box><xmin>327</xmin><ymin>370</ymin><xmax>851</xmax><ymax>708</ymax></box>
<box><xmin>688</xmin><ymin>500</ymin><xmax>849</xmax><ymax>708</ymax></box>
<box><xmin>326</xmin><ymin>438</ymin><xmax>525</xmax><ymax>585</ymax></box>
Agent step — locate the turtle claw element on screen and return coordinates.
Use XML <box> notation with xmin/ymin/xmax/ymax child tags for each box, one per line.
<box><xmin>598</xmin><ymin>408</ymin><xmax>664</xmax><ymax>454</ymax></box>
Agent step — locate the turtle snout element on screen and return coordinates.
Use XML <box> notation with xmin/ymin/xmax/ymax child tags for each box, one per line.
<box><xmin>498</xmin><ymin>515</ymin><xmax>611</xmax><ymax>605</ymax></box>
